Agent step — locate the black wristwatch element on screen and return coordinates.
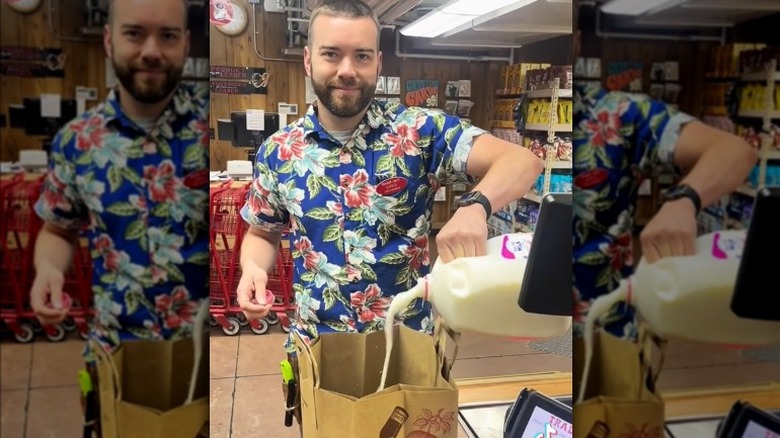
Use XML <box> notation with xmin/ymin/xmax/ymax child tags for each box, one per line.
<box><xmin>457</xmin><ymin>191</ymin><xmax>492</xmax><ymax>218</ymax></box>
<box><xmin>662</xmin><ymin>184</ymin><xmax>701</xmax><ymax>214</ymax></box>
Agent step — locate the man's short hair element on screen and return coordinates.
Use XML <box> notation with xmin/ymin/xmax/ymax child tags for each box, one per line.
<box><xmin>308</xmin><ymin>0</ymin><xmax>381</xmax><ymax>48</ymax></box>
<box><xmin>107</xmin><ymin>0</ymin><xmax>189</xmax><ymax>27</ymax></box>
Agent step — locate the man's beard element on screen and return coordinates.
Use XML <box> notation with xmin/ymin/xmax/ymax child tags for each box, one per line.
<box><xmin>311</xmin><ymin>73</ymin><xmax>375</xmax><ymax>118</ymax></box>
<box><xmin>111</xmin><ymin>52</ymin><xmax>182</xmax><ymax>104</ymax></box>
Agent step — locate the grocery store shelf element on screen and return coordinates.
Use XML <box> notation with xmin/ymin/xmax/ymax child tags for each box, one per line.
<box><xmin>736</xmin><ymin>185</ymin><xmax>756</xmax><ymax>197</ymax></box>
<box><xmin>737</xmin><ymin>110</ymin><xmax>780</xmax><ymax>119</ymax></box>
<box><xmin>524</xmin><ymin>193</ymin><xmax>542</xmax><ymax>203</ymax></box>
<box><xmin>525</xmin><ymin>88</ymin><xmax>573</xmax><ymax>99</ymax></box>
<box><xmin>547</xmin><ymin>161</ymin><xmax>571</xmax><ymax>170</ymax></box>
<box><xmin>740</xmin><ymin>71</ymin><xmax>780</xmax><ymax>82</ymax></box>
<box><xmin>525</xmin><ymin>123</ymin><xmax>572</xmax><ymax>132</ymax></box>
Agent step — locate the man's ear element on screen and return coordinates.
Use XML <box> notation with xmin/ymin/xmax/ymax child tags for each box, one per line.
<box><xmin>103</xmin><ymin>24</ymin><xmax>112</xmax><ymax>59</ymax></box>
<box><xmin>377</xmin><ymin>50</ymin><xmax>383</xmax><ymax>77</ymax></box>
<box><xmin>303</xmin><ymin>45</ymin><xmax>312</xmax><ymax>77</ymax></box>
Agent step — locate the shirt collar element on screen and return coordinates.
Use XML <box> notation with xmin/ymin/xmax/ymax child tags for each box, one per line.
<box><xmin>101</xmin><ymin>83</ymin><xmax>198</xmax><ymax>134</ymax></box>
<box><xmin>300</xmin><ymin>99</ymin><xmax>388</xmax><ymax>150</ymax></box>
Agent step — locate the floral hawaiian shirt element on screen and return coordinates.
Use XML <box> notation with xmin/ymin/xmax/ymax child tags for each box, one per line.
<box><xmin>240</xmin><ymin>99</ymin><xmax>487</xmax><ymax>354</ymax></box>
<box><xmin>34</xmin><ymin>83</ymin><xmax>210</xmax><ymax>360</ymax></box>
<box><xmin>572</xmin><ymin>83</ymin><xmax>695</xmax><ymax>339</ymax></box>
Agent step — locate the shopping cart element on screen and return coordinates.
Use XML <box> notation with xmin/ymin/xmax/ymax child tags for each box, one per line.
<box><xmin>265</xmin><ymin>237</ymin><xmax>295</xmax><ymax>333</ymax></box>
<box><xmin>0</xmin><ymin>174</ymin><xmax>68</xmax><ymax>342</ymax></box>
<box><xmin>209</xmin><ymin>180</ymin><xmax>271</xmax><ymax>335</ymax></box>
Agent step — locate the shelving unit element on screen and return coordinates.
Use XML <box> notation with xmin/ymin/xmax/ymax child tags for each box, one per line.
<box><xmin>703</xmin><ymin>59</ymin><xmax>779</xmax><ymax>232</ymax></box>
<box><xmin>734</xmin><ymin>59</ymin><xmax>778</xmax><ymax>201</ymax></box>
<box><xmin>525</xmin><ymin>77</ymin><xmax>573</xmax><ymax>204</ymax></box>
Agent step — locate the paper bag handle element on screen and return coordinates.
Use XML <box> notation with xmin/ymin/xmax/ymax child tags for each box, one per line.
<box><xmin>292</xmin><ymin>329</ymin><xmax>320</xmax><ymax>429</ymax></box>
<box><xmin>89</xmin><ymin>298</ymin><xmax>208</xmax><ymax>405</ymax></box>
<box><xmin>185</xmin><ymin>298</ymin><xmax>209</xmax><ymax>404</ymax></box>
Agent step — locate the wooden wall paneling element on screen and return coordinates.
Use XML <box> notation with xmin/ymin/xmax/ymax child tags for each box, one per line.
<box><xmin>1</xmin><ymin>1</ymin><xmax>105</xmax><ymax>162</ymax></box>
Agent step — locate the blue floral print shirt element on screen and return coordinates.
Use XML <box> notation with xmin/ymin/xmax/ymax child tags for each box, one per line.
<box><xmin>34</xmin><ymin>83</ymin><xmax>210</xmax><ymax>359</ymax></box>
<box><xmin>572</xmin><ymin>83</ymin><xmax>695</xmax><ymax>339</ymax></box>
<box><xmin>240</xmin><ymin>99</ymin><xmax>487</xmax><ymax>353</ymax></box>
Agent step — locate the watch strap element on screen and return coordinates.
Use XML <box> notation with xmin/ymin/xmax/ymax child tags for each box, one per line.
<box><xmin>459</xmin><ymin>191</ymin><xmax>492</xmax><ymax>218</ymax></box>
<box><xmin>665</xmin><ymin>184</ymin><xmax>701</xmax><ymax>214</ymax></box>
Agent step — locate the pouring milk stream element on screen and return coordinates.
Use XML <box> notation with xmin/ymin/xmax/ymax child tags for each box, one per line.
<box><xmin>577</xmin><ymin>230</ymin><xmax>780</xmax><ymax>403</ymax></box>
<box><xmin>377</xmin><ymin>233</ymin><xmax>572</xmax><ymax>392</ymax></box>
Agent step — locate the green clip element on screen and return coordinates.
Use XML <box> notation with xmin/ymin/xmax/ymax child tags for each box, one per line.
<box><xmin>280</xmin><ymin>360</ymin><xmax>294</xmax><ymax>384</ymax></box>
<box><xmin>77</xmin><ymin>369</ymin><xmax>92</xmax><ymax>396</ymax></box>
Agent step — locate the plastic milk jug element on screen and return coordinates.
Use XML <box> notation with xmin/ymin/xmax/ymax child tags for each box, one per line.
<box><xmin>584</xmin><ymin>230</ymin><xmax>780</xmax><ymax>347</ymax></box>
<box><xmin>393</xmin><ymin>232</ymin><xmax>572</xmax><ymax>339</ymax></box>
<box><xmin>378</xmin><ymin>233</ymin><xmax>572</xmax><ymax>392</ymax></box>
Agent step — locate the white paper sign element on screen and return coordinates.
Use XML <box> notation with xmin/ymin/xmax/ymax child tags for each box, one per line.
<box><xmin>40</xmin><ymin>94</ymin><xmax>61</xmax><ymax>118</ymax></box>
<box><xmin>246</xmin><ymin>109</ymin><xmax>265</xmax><ymax>131</ymax></box>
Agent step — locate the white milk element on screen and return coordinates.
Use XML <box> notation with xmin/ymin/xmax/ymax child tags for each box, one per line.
<box><xmin>578</xmin><ymin>230</ymin><xmax>780</xmax><ymax>403</ymax></box>
<box><xmin>377</xmin><ymin>233</ymin><xmax>573</xmax><ymax>392</ymax></box>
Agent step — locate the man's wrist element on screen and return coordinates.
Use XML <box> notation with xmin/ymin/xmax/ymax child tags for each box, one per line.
<box><xmin>457</xmin><ymin>203</ymin><xmax>489</xmax><ymax>220</ymax></box>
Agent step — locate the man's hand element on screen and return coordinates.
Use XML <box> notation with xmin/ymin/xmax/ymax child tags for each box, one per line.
<box><xmin>436</xmin><ymin>204</ymin><xmax>489</xmax><ymax>263</ymax></box>
<box><xmin>639</xmin><ymin>198</ymin><xmax>698</xmax><ymax>263</ymax></box>
<box><xmin>236</xmin><ymin>262</ymin><xmax>273</xmax><ymax>321</ymax></box>
<box><xmin>30</xmin><ymin>261</ymin><xmax>69</xmax><ymax>326</ymax></box>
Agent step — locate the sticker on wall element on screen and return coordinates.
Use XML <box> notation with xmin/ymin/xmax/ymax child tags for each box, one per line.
<box><xmin>210</xmin><ymin>80</ymin><xmax>268</xmax><ymax>95</ymax></box>
<box><xmin>405</xmin><ymin>79</ymin><xmax>439</xmax><ymax>108</ymax></box>
<box><xmin>209</xmin><ymin>65</ymin><xmax>268</xmax><ymax>94</ymax></box>
<box><xmin>0</xmin><ymin>46</ymin><xmax>66</xmax><ymax>77</ymax></box>
<box><xmin>210</xmin><ymin>0</ymin><xmax>233</xmax><ymax>24</ymax></box>
<box><xmin>210</xmin><ymin>0</ymin><xmax>248</xmax><ymax>36</ymax></box>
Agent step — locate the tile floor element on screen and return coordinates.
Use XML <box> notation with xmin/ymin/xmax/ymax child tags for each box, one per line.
<box><xmin>3</xmin><ymin>322</ymin><xmax>779</xmax><ymax>438</ymax></box>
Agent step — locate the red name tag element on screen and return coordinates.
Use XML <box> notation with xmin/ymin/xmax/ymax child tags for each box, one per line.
<box><xmin>183</xmin><ymin>169</ymin><xmax>209</xmax><ymax>189</ymax></box>
<box><xmin>375</xmin><ymin>177</ymin><xmax>407</xmax><ymax>196</ymax></box>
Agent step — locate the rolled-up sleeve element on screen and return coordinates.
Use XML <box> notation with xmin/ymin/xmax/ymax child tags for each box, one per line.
<box><xmin>240</xmin><ymin>144</ymin><xmax>289</xmax><ymax>233</ymax></box>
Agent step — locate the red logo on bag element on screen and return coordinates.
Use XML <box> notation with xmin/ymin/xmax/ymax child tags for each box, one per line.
<box><xmin>376</xmin><ymin>177</ymin><xmax>407</xmax><ymax>196</ymax></box>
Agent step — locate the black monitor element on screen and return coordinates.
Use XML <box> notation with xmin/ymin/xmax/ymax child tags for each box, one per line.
<box><xmin>229</xmin><ymin>111</ymin><xmax>280</xmax><ymax>149</ymax></box>
<box><xmin>22</xmin><ymin>98</ymin><xmax>78</xmax><ymax>137</ymax></box>
<box><xmin>731</xmin><ymin>186</ymin><xmax>780</xmax><ymax>321</ymax></box>
<box><xmin>716</xmin><ymin>401</ymin><xmax>780</xmax><ymax>438</ymax></box>
<box><xmin>504</xmin><ymin>388</ymin><xmax>572</xmax><ymax>437</ymax></box>
<box><xmin>518</xmin><ymin>192</ymin><xmax>573</xmax><ymax>316</ymax></box>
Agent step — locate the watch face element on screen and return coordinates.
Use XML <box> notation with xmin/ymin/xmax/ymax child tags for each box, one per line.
<box><xmin>459</xmin><ymin>192</ymin><xmax>477</xmax><ymax>204</ymax></box>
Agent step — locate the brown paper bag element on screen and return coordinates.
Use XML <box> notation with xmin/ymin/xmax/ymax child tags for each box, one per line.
<box><xmin>94</xmin><ymin>334</ymin><xmax>209</xmax><ymax>438</ymax></box>
<box><xmin>293</xmin><ymin>322</ymin><xmax>459</xmax><ymax>438</ymax></box>
<box><xmin>573</xmin><ymin>326</ymin><xmax>666</xmax><ymax>438</ymax></box>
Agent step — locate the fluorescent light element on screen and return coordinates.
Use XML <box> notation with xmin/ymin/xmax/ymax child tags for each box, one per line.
<box><xmin>600</xmin><ymin>0</ymin><xmax>674</xmax><ymax>16</ymax></box>
<box><xmin>400</xmin><ymin>0</ymin><xmax>539</xmax><ymax>38</ymax></box>
<box><xmin>443</xmin><ymin>0</ymin><xmax>530</xmax><ymax>15</ymax></box>
<box><xmin>400</xmin><ymin>10</ymin><xmax>475</xmax><ymax>37</ymax></box>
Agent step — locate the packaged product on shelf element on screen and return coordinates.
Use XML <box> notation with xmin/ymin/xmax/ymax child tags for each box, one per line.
<box><xmin>555</xmin><ymin>137</ymin><xmax>573</xmax><ymax>161</ymax></box>
<box><xmin>514</xmin><ymin>199</ymin><xmax>540</xmax><ymax>233</ymax></box>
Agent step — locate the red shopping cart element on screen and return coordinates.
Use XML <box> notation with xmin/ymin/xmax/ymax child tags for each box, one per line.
<box><xmin>0</xmin><ymin>174</ymin><xmax>67</xmax><ymax>342</ymax></box>
<box><xmin>209</xmin><ymin>180</ymin><xmax>271</xmax><ymax>335</ymax></box>
<box><xmin>1</xmin><ymin>174</ymin><xmax>95</xmax><ymax>342</ymax></box>
<box><xmin>265</xmin><ymin>237</ymin><xmax>295</xmax><ymax>333</ymax></box>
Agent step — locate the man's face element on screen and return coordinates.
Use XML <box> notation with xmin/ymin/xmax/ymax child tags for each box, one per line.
<box><xmin>304</xmin><ymin>15</ymin><xmax>382</xmax><ymax>119</ymax></box>
<box><xmin>104</xmin><ymin>0</ymin><xmax>190</xmax><ymax>104</ymax></box>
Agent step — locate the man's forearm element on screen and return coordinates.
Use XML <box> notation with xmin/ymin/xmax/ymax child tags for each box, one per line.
<box><xmin>472</xmin><ymin>145</ymin><xmax>544</xmax><ymax>213</ymax></box>
<box><xmin>240</xmin><ymin>227</ymin><xmax>283</xmax><ymax>273</ymax></box>
<box><xmin>679</xmin><ymin>137</ymin><xmax>758</xmax><ymax>207</ymax></box>
<box><xmin>33</xmin><ymin>224</ymin><xmax>78</xmax><ymax>272</ymax></box>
